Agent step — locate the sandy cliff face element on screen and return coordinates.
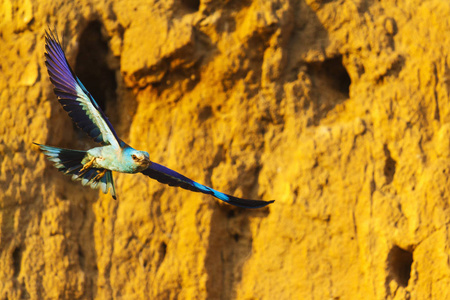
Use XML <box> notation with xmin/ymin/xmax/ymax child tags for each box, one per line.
<box><xmin>2</xmin><ymin>0</ymin><xmax>450</xmax><ymax>299</ymax></box>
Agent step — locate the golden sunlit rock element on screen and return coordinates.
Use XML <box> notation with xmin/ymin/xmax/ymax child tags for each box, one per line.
<box><xmin>2</xmin><ymin>0</ymin><xmax>450</xmax><ymax>299</ymax></box>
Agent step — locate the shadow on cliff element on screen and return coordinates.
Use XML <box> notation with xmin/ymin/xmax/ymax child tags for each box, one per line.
<box><xmin>205</xmin><ymin>205</ymin><xmax>271</xmax><ymax>299</ymax></box>
<box><xmin>203</xmin><ymin>0</ymin><xmax>352</xmax><ymax>297</ymax></box>
<box><xmin>0</xmin><ymin>175</ymin><xmax>42</xmax><ymax>298</ymax></box>
<box><xmin>43</xmin><ymin>20</ymin><xmax>136</xmax><ymax>298</ymax></box>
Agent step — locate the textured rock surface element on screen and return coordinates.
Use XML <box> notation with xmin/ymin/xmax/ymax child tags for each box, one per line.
<box><xmin>2</xmin><ymin>0</ymin><xmax>450</xmax><ymax>299</ymax></box>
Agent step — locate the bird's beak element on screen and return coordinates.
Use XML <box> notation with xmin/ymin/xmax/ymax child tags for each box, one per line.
<box><xmin>142</xmin><ymin>156</ymin><xmax>151</xmax><ymax>166</ymax></box>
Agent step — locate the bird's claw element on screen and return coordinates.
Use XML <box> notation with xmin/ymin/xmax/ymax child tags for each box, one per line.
<box><xmin>93</xmin><ymin>169</ymin><xmax>107</xmax><ymax>181</ymax></box>
<box><xmin>79</xmin><ymin>157</ymin><xmax>95</xmax><ymax>175</ymax></box>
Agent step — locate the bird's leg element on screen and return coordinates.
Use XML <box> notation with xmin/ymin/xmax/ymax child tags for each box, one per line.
<box><xmin>93</xmin><ymin>169</ymin><xmax>107</xmax><ymax>181</ymax></box>
<box><xmin>79</xmin><ymin>157</ymin><xmax>95</xmax><ymax>175</ymax></box>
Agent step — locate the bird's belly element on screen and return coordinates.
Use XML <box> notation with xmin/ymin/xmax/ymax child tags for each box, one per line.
<box><xmin>87</xmin><ymin>146</ymin><xmax>138</xmax><ymax>173</ymax></box>
<box><xmin>94</xmin><ymin>158</ymin><xmax>137</xmax><ymax>173</ymax></box>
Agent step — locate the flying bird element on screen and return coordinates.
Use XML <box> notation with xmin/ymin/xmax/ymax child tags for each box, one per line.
<box><xmin>35</xmin><ymin>30</ymin><xmax>274</xmax><ymax>209</ymax></box>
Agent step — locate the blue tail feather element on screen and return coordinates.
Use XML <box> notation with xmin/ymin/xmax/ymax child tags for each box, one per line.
<box><xmin>34</xmin><ymin>143</ymin><xmax>116</xmax><ymax>199</ymax></box>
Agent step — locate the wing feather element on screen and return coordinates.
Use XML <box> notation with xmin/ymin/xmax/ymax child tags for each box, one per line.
<box><xmin>44</xmin><ymin>29</ymin><xmax>121</xmax><ymax>148</ymax></box>
<box><xmin>141</xmin><ymin>162</ymin><xmax>274</xmax><ymax>209</ymax></box>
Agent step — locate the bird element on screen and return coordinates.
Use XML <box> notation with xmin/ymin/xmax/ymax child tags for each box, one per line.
<box><xmin>34</xmin><ymin>29</ymin><xmax>274</xmax><ymax>209</ymax></box>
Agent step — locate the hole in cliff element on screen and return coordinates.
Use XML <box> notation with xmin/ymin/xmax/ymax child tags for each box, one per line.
<box><xmin>154</xmin><ymin>241</ymin><xmax>167</xmax><ymax>271</ymax></box>
<box><xmin>75</xmin><ymin>21</ymin><xmax>117</xmax><ymax>114</ymax></box>
<box><xmin>78</xmin><ymin>247</ymin><xmax>85</xmax><ymax>270</ymax></box>
<box><xmin>384</xmin><ymin>144</ymin><xmax>396</xmax><ymax>185</ymax></box>
<box><xmin>308</xmin><ymin>56</ymin><xmax>351</xmax><ymax>96</ymax></box>
<box><xmin>388</xmin><ymin>246</ymin><xmax>413</xmax><ymax>287</ymax></box>
<box><xmin>12</xmin><ymin>246</ymin><xmax>22</xmax><ymax>277</ymax></box>
<box><xmin>323</xmin><ymin>56</ymin><xmax>351</xmax><ymax>95</ymax></box>
<box><xmin>227</xmin><ymin>210</ymin><xmax>235</xmax><ymax>218</ymax></box>
<box><xmin>158</xmin><ymin>242</ymin><xmax>167</xmax><ymax>262</ymax></box>
<box><xmin>181</xmin><ymin>0</ymin><xmax>200</xmax><ymax>11</ymax></box>
<box><xmin>307</xmin><ymin>56</ymin><xmax>351</xmax><ymax>124</ymax></box>
<box><xmin>198</xmin><ymin>105</ymin><xmax>212</xmax><ymax>122</ymax></box>
<box><xmin>233</xmin><ymin>234</ymin><xmax>240</xmax><ymax>242</ymax></box>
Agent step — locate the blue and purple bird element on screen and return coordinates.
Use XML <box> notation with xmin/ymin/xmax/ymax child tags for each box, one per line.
<box><xmin>35</xmin><ymin>30</ymin><xmax>274</xmax><ymax>209</ymax></box>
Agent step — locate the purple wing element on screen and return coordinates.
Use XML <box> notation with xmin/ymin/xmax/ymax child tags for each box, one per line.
<box><xmin>141</xmin><ymin>162</ymin><xmax>274</xmax><ymax>208</ymax></box>
<box><xmin>44</xmin><ymin>29</ymin><xmax>121</xmax><ymax>148</ymax></box>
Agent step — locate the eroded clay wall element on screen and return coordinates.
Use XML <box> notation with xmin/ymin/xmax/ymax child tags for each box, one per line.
<box><xmin>1</xmin><ymin>0</ymin><xmax>450</xmax><ymax>299</ymax></box>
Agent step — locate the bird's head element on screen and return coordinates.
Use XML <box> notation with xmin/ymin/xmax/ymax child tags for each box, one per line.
<box><xmin>123</xmin><ymin>147</ymin><xmax>150</xmax><ymax>172</ymax></box>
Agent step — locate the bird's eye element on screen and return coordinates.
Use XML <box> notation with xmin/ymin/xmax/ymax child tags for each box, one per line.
<box><xmin>132</xmin><ymin>154</ymin><xmax>137</xmax><ymax>160</ymax></box>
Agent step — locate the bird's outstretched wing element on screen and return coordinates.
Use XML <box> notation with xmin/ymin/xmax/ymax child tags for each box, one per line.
<box><xmin>44</xmin><ymin>29</ymin><xmax>121</xmax><ymax>149</ymax></box>
<box><xmin>141</xmin><ymin>162</ymin><xmax>274</xmax><ymax>208</ymax></box>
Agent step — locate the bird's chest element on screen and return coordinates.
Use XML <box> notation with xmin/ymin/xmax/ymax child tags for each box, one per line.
<box><xmin>87</xmin><ymin>147</ymin><xmax>139</xmax><ymax>173</ymax></box>
<box><xmin>105</xmin><ymin>158</ymin><xmax>139</xmax><ymax>173</ymax></box>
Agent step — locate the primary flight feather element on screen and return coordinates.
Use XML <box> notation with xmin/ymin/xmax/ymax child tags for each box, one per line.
<box><xmin>35</xmin><ymin>29</ymin><xmax>274</xmax><ymax>209</ymax></box>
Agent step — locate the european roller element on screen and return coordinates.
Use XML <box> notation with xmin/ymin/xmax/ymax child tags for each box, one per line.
<box><xmin>35</xmin><ymin>30</ymin><xmax>274</xmax><ymax>209</ymax></box>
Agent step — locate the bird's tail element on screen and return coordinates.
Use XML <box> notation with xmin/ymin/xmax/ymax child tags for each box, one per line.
<box><xmin>34</xmin><ymin>143</ymin><xmax>116</xmax><ymax>199</ymax></box>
